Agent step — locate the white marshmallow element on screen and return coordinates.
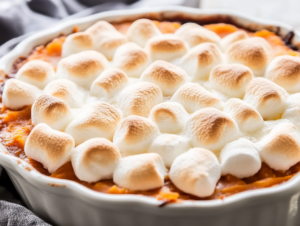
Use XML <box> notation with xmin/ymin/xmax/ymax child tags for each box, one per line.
<box><xmin>257</xmin><ymin>122</ymin><xmax>300</xmax><ymax>171</ymax></box>
<box><xmin>65</xmin><ymin>102</ymin><xmax>121</xmax><ymax>145</ymax></box>
<box><xmin>90</xmin><ymin>68</ymin><xmax>128</xmax><ymax>98</ymax></box>
<box><xmin>113</xmin><ymin>42</ymin><xmax>149</xmax><ymax>78</ymax></box>
<box><xmin>181</xmin><ymin>42</ymin><xmax>224</xmax><ymax>81</ymax></box>
<box><xmin>57</xmin><ymin>50</ymin><xmax>108</xmax><ymax>89</ymax></box>
<box><xmin>16</xmin><ymin>60</ymin><xmax>56</xmax><ymax>89</ymax></box>
<box><xmin>113</xmin><ymin>153</ymin><xmax>166</xmax><ymax>191</ymax></box>
<box><xmin>44</xmin><ymin>79</ymin><xmax>86</xmax><ymax>108</ymax></box>
<box><xmin>62</xmin><ymin>32</ymin><xmax>93</xmax><ymax>57</ymax></box>
<box><xmin>145</xmin><ymin>34</ymin><xmax>188</xmax><ymax>61</ymax></box>
<box><xmin>2</xmin><ymin>79</ymin><xmax>41</xmax><ymax>110</ymax></box>
<box><xmin>31</xmin><ymin>95</ymin><xmax>75</xmax><ymax>131</ymax></box>
<box><xmin>126</xmin><ymin>19</ymin><xmax>161</xmax><ymax>47</ymax></box>
<box><xmin>149</xmin><ymin>102</ymin><xmax>189</xmax><ymax>133</ymax></box>
<box><xmin>169</xmin><ymin>148</ymin><xmax>221</xmax><ymax>197</ymax></box>
<box><xmin>184</xmin><ymin>108</ymin><xmax>240</xmax><ymax>151</ymax></box>
<box><xmin>118</xmin><ymin>82</ymin><xmax>163</xmax><ymax>117</ymax></box>
<box><xmin>244</xmin><ymin>77</ymin><xmax>288</xmax><ymax>120</ymax></box>
<box><xmin>140</xmin><ymin>60</ymin><xmax>188</xmax><ymax>96</ymax></box>
<box><xmin>220</xmin><ymin>30</ymin><xmax>248</xmax><ymax>51</ymax></box>
<box><xmin>175</xmin><ymin>23</ymin><xmax>221</xmax><ymax>48</ymax></box>
<box><xmin>221</xmin><ymin>138</ymin><xmax>261</xmax><ymax>178</ymax></box>
<box><xmin>24</xmin><ymin>123</ymin><xmax>74</xmax><ymax>173</ymax></box>
<box><xmin>113</xmin><ymin>115</ymin><xmax>160</xmax><ymax>156</ymax></box>
<box><xmin>223</xmin><ymin>98</ymin><xmax>264</xmax><ymax>133</ymax></box>
<box><xmin>170</xmin><ymin>83</ymin><xmax>222</xmax><ymax>113</ymax></box>
<box><xmin>282</xmin><ymin>93</ymin><xmax>300</xmax><ymax>130</ymax></box>
<box><xmin>72</xmin><ymin>138</ymin><xmax>121</xmax><ymax>183</ymax></box>
<box><xmin>149</xmin><ymin>134</ymin><xmax>190</xmax><ymax>168</ymax></box>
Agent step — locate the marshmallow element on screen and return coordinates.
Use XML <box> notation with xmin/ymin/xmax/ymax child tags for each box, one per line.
<box><xmin>265</xmin><ymin>55</ymin><xmax>300</xmax><ymax>93</ymax></box>
<box><xmin>244</xmin><ymin>77</ymin><xmax>288</xmax><ymax>120</ymax></box>
<box><xmin>65</xmin><ymin>102</ymin><xmax>121</xmax><ymax>145</ymax></box>
<box><xmin>118</xmin><ymin>82</ymin><xmax>163</xmax><ymax>117</ymax></box>
<box><xmin>31</xmin><ymin>95</ymin><xmax>74</xmax><ymax>131</ymax></box>
<box><xmin>223</xmin><ymin>98</ymin><xmax>264</xmax><ymax>133</ymax></box>
<box><xmin>184</xmin><ymin>108</ymin><xmax>240</xmax><ymax>151</ymax></box>
<box><xmin>57</xmin><ymin>50</ymin><xmax>108</xmax><ymax>89</ymax></box>
<box><xmin>170</xmin><ymin>83</ymin><xmax>222</xmax><ymax>113</ymax></box>
<box><xmin>221</xmin><ymin>138</ymin><xmax>261</xmax><ymax>178</ymax></box>
<box><xmin>282</xmin><ymin>93</ymin><xmax>300</xmax><ymax>129</ymax></box>
<box><xmin>210</xmin><ymin>64</ymin><xmax>253</xmax><ymax>98</ymax></box>
<box><xmin>149</xmin><ymin>134</ymin><xmax>190</xmax><ymax>168</ymax></box>
<box><xmin>220</xmin><ymin>30</ymin><xmax>248</xmax><ymax>51</ymax></box>
<box><xmin>2</xmin><ymin>79</ymin><xmax>41</xmax><ymax>110</ymax></box>
<box><xmin>113</xmin><ymin>115</ymin><xmax>160</xmax><ymax>156</ymax></box>
<box><xmin>257</xmin><ymin>122</ymin><xmax>300</xmax><ymax>171</ymax></box>
<box><xmin>126</xmin><ymin>19</ymin><xmax>161</xmax><ymax>47</ymax></box>
<box><xmin>140</xmin><ymin>60</ymin><xmax>188</xmax><ymax>96</ymax></box>
<box><xmin>62</xmin><ymin>32</ymin><xmax>93</xmax><ymax>57</ymax></box>
<box><xmin>113</xmin><ymin>42</ymin><xmax>149</xmax><ymax>78</ymax></box>
<box><xmin>149</xmin><ymin>102</ymin><xmax>189</xmax><ymax>133</ymax></box>
<box><xmin>72</xmin><ymin>138</ymin><xmax>121</xmax><ymax>183</ymax></box>
<box><xmin>169</xmin><ymin>148</ymin><xmax>221</xmax><ymax>197</ymax></box>
<box><xmin>90</xmin><ymin>68</ymin><xmax>128</xmax><ymax>98</ymax></box>
<box><xmin>85</xmin><ymin>21</ymin><xmax>128</xmax><ymax>60</ymax></box>
<box><xmin>16</xmin><ymin>60</ymin><xmax>56</xmax><ymax>89</ymax></box>
<box><xmin>113</xmin><ymin>153</ymin><xmax>166</xmax><ymax>191</ymax></box>
<box><xmin>181</xmin><ymin>43</ymin><xmax>224</xmax><ymax>80</ymax></box>
<box><xmin>145</xmin><ymin>34</ymin><xmax>188</xmax><ymax>61</ymax></box>
<box><xmin>24</xmin><ymin>123</ymin><xmax>74</xmax><ymax>173</ymax></box>
<box><xmin>226</xmin><ymin>37</ymin><xmax>272</xmax><ymax>76</ymax></box>
<box><xmin>175</xmin><ymin>23</ymin><xmax>221</xmax><ymax>48</ymax></box>
<box><xmin>44</xmin><ymin>79</ymin><xmax>86</xmax><ymax>108</ymax></box>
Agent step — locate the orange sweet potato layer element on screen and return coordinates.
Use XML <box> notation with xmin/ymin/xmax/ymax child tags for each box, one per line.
<box><xmin>1</xmin><ymin>21</ymin><xmax>300</xmax><ymax>204</ymax></box>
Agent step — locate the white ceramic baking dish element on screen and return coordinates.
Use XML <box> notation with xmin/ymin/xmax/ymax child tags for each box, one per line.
<box><xmin>1</xmin><ymin>6</ymin><xmax>300</xmax><ymax>226</ymax></box>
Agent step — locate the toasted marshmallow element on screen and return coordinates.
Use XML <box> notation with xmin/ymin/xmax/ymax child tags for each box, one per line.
<box><xmin>113</xmin><ymin>115</ymin><xmax>160</xmax><ymax>156</ymax></box>
<box><xmin>265</xmin><ymin>55</ymin><xmax>300</xmax><ymax>93</ymax></box>
<box><xmin>65</xmin><ymin>102</ymin><xmax>121</xmax><ymax>145</ymax></box>
<box><xmin>282</xmin><ymin>93</ymin><xmax>300</xmax><ymax>129</ymax></box>
<box><xmin>181</xmin><ymin>43</ymin><xmax>224</xmax><ymax>80</ymax></box>
<box><xmin>169</xmin><ymin>148</ymin><xmax>221</xmax><ymax>197</ymax></box>
<box><xmin>210</xmin><ymin>64</ymin><xmax>253</xmax><ymax>98</ymax></box>
<box><xmin>149</xmin><ymin>134</ymin><xmax>190</xmax><ymax>168</ymax></box>
<box><xmin>72</xmin><ymin>138</ymin><xmax>121</xmax><ymax>183</ymax></box>
<box><xmin>44</xmin><ymin>79</ymin><xmax>86</xmax><ymax>108</ymax></box>
<box><xmin>126</xmin><ymin>19</ymin><xmax>161</xmax><ymax>47</ymax></box>
<box><xmin>31</xmin><ymin>95</ymin><xmax>74</xmax><ymax>131</ymax></box>
<box><xmin>145</xmin><ymin>34</ymin><xmax>188</xmax><ymax>61</ymax></box>
<box><xmin>223</xmin><ymin>98</ymin><xmax>264</xmax><ymax>133</ymax></box>
<box><xmin>85</xmin><ymin>21</ymin><xmax>127</xmax><ymax>60</ymax></box>
<box><xmin>118</xmin><ymin>82</ymin><xmax>163</xmax><ymax>117</ymax></box>
<box><xmin>90</xmin><ymin>68</ymin><xmax>128</xmax><ymax>98</ymax></box>
<box><xmin>113</xmin><ymin>153</ymin><xmax>166</xmax><ymax>191</ymax></box>
<box><xmin>16</xmin><ymin>60</ymin><xmax>56</xmax><ymax>89</ymax></box>
<box><xmin>221</xmin><ymin>138</ymin><xmax>261</xmax><ymax>178</ymax></box>
<box><xmin>244</xmin><ymin>77</ymin><xmax>288</xmax><ymax>120</ymax></box>
<box><xmin>113</xmin><ymin>42</ymin><xmax>149</xmax><ymax>78</ymax></box>
<box><xmin>149</xmin><ymin>102</ymin><xmax>189</xmax><ymax>133</ymax></box>
<box><xmin>184</xmin><ymin>108</ymin><xmax>239</xmax><ymax>151</ymax></box>
<box><xmin>170</xmin><ymin>83</ymin><xmax>221</xmax><ymax>113</ymax></box>
<box><xmin>25</xmin><ymin>123</ymin><xmax>74</xmax><ymax>173</ymax></box>
<box><xmin>62</xmin><ymin>32</ymin><xmax>93</xmax><ymax>57</ymax></box>
<box><xmin>140</xmin><ymin>60</ymin><xmax>188</xmax><ymax>96</ymax></box>
<box><xmin>220</xmin><ymin>30</ymin><xmax>248</xmax><ymax>51</ymax></box>
<box><xmin>175</xmin><ymin>23</ymin><xmax>221</xmax><ymax>48</ymax></box>
<box><xmin>226</xmin><ymin>37</ymin><xmax>272</xmax><ymax>76</ymax></box>
<box><xmin>2</xmin><ymin>79</ymin><xmax>41</xmax><ymax>110</ymax></box>
<box><xmin>257</xmin><ymin>122</ymin><xmax>300</xmax><ymax>171</ymax></box>
<box><xmin>57</xmin><ymin>50</ymin><xmax>108</xmax><ymax>89</ymax></box>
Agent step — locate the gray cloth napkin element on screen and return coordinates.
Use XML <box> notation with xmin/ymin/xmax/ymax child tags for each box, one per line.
<box><xmin>0</xmin><ymin>0</ymin><xmax>199</xmax><ymax>225</ymax></box>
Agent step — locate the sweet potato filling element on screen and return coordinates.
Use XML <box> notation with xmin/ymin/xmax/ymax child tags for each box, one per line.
<box><xmin>1</xmin><ymin>21</ymin><xmax>300</xmax><ymax>204</ymax></box>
